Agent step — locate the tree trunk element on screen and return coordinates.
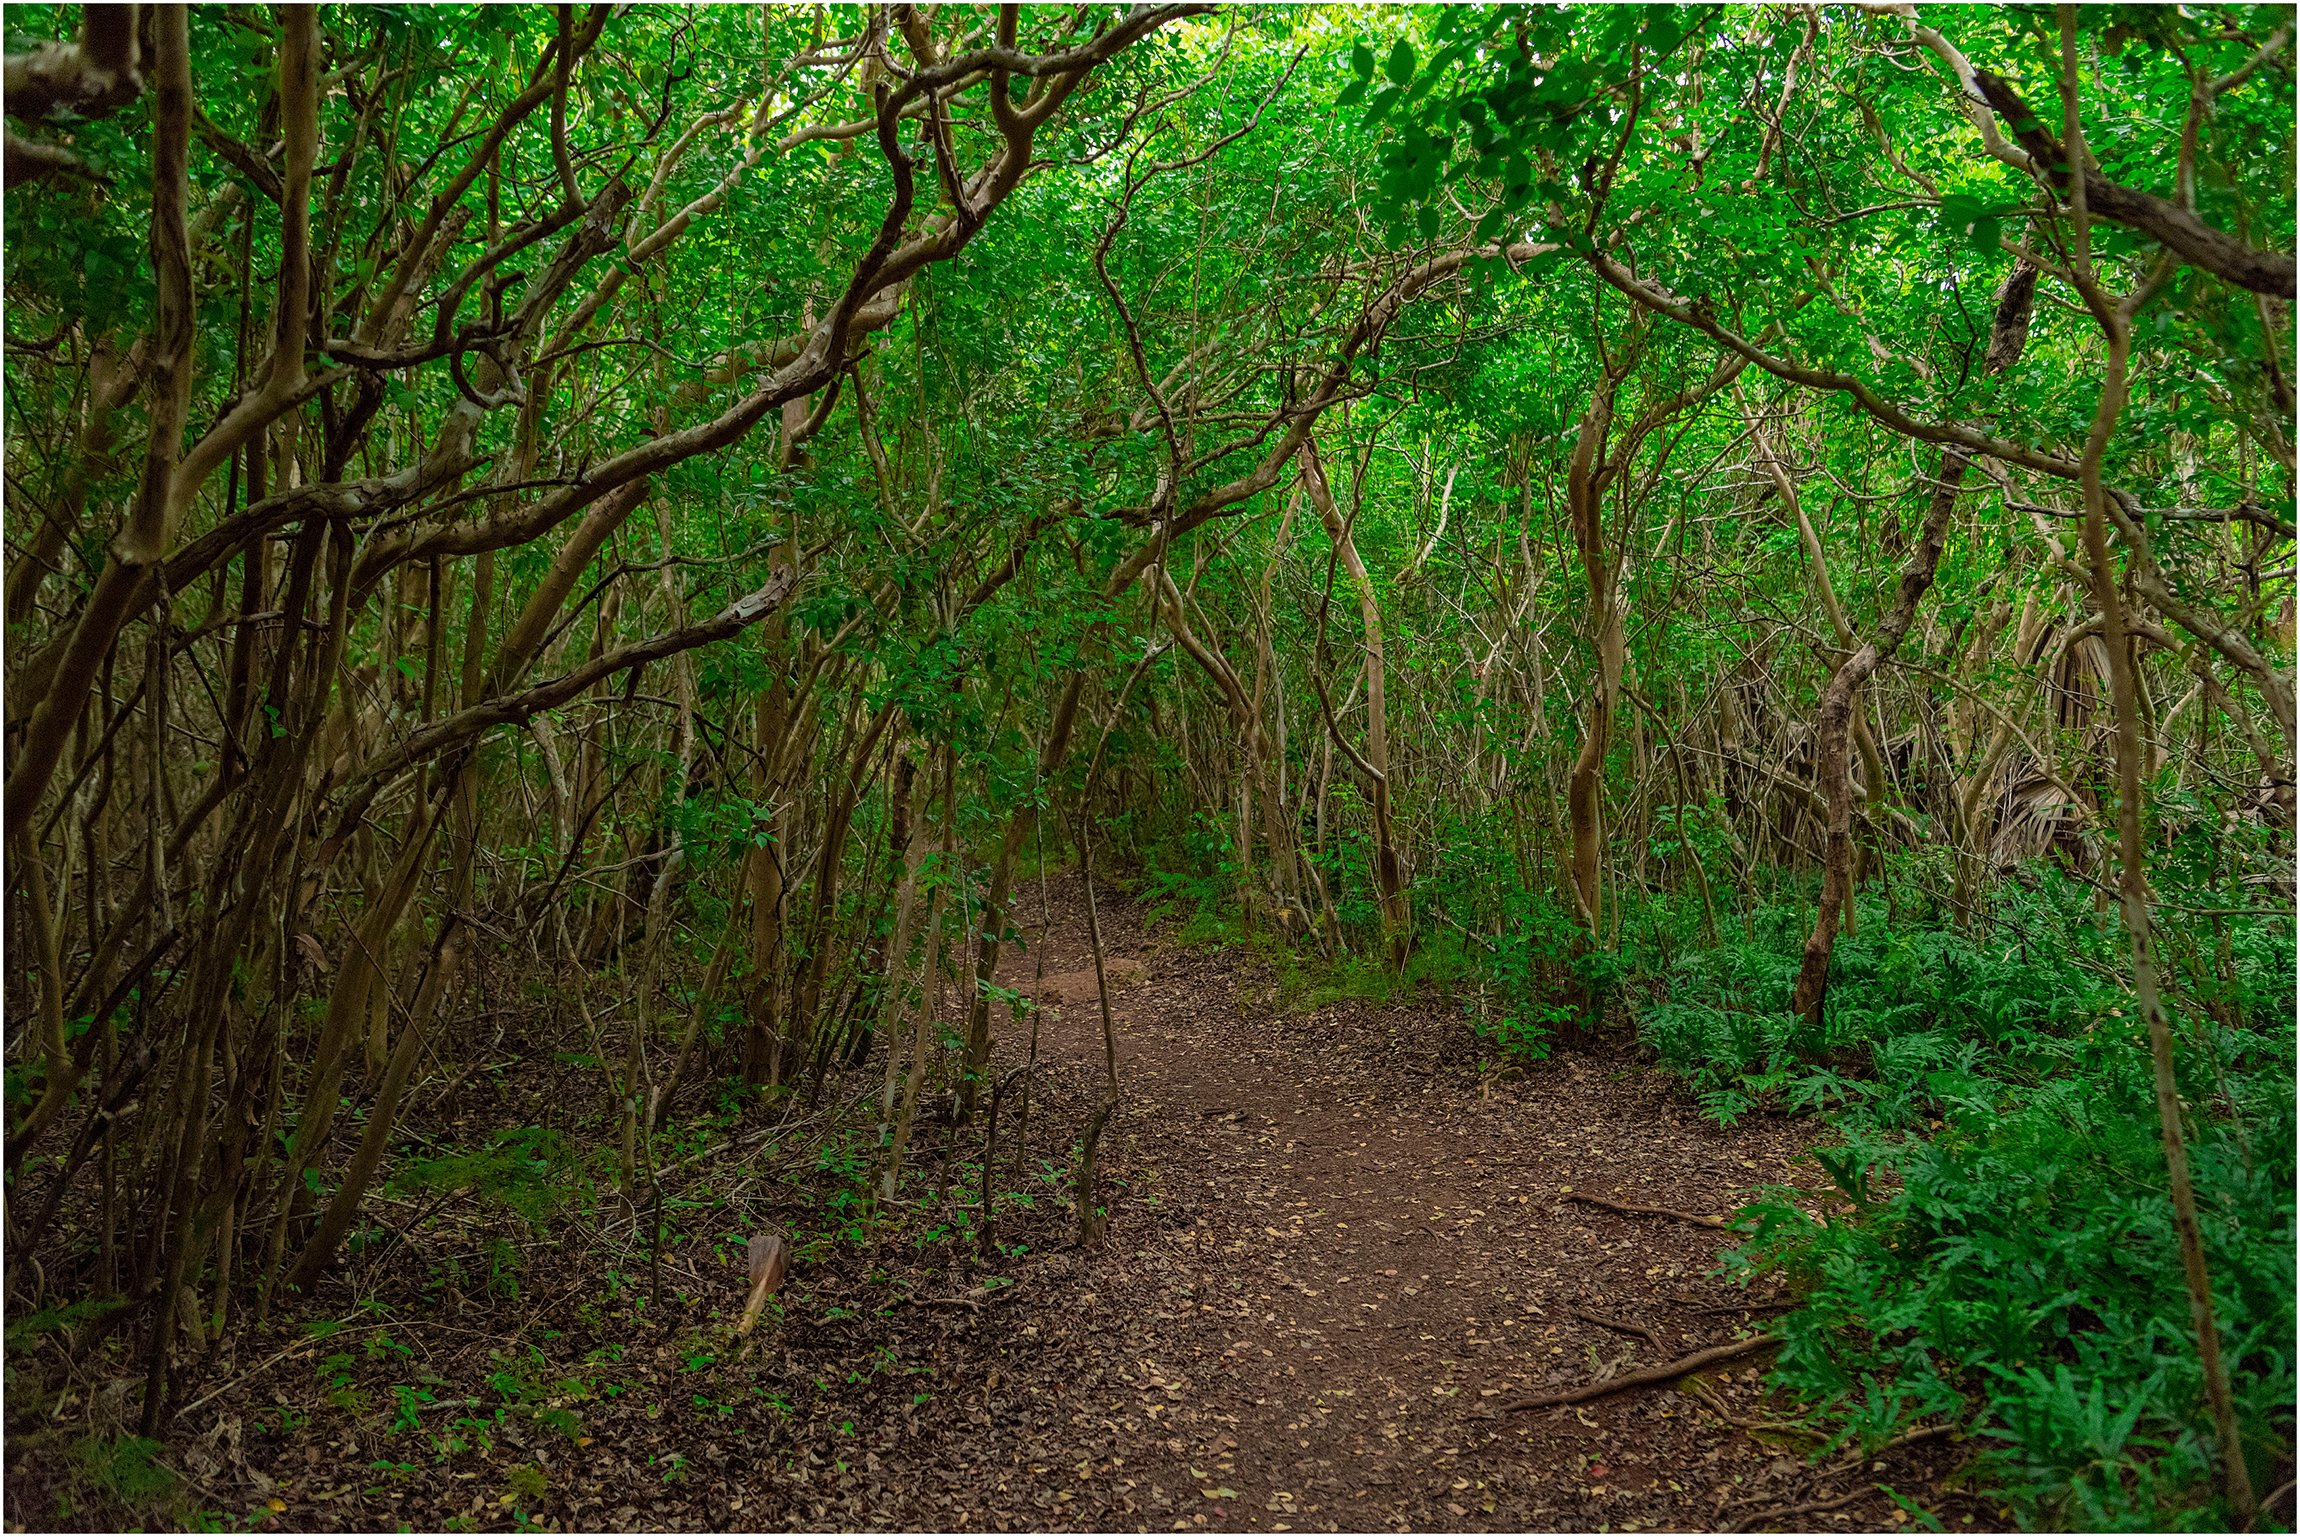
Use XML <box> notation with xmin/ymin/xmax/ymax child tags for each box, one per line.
<box><xmin>2052</xmin><ymin>45</ymin><xmax>2254</xmax><ymax>1517</ymax></box>
<box><xmin>1564</xmin><ymin>367</ymin><xmax>1625</xmax><ymax>935</ymax></box>
<box><xmin>1791</xmin><ymin>263</ymin><xmax>2035</xmax><ymax>1025</ymax></box>
<box><xmin>1301</xmin><ymin>444</ymin><xmax>1409</xmax><ymax>967</ymax></box>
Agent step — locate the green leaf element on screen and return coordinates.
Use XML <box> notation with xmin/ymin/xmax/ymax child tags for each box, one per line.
<box><xmin>1385</xmin><ymin>39</ymin><xmax>1415</xmax><ymax>87</ymax></box>
<box><xmin>1416</xmin><ymin>205</ymin><xmax>1440</xmax><ymax>240</ymax></box>
<box><xmin>1351</xmin><ymin>42</ymin><xmax>1374</xmax><ymax>81</ymax></box>
<box><xmin>1336</xmin><ymin>79</ymin><xmax>1366</xmax><ymax>108</ymax></box>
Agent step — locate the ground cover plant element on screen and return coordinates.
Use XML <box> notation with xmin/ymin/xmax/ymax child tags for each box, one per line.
<box><xmin>4</xmin><ymin>2</ymin><xmax>2293</xmax><ymax>1530</ymax></box>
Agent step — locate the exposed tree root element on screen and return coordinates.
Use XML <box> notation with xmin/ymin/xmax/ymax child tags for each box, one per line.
<box><xmin>1567</xmin><ymin>1191</ymin><xmax>1731</xmax><ymax>1228</ymax></box>
<box><xmin>1500</xmin><ymin>1334</ymin><xmax>1780</xmax><ymax>1413</ymax></box>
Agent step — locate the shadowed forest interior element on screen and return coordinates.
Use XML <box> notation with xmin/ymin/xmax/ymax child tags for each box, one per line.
<box><xmin>2</xmin><ymin>3</ymin><xmax>2294</xmax><ymax>1532</ymax></box>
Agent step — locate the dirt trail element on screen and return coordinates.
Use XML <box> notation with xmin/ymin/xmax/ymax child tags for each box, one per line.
<box><xmin>912</xmin><ymin>876</ymin><xmax>1972</xmax><ymax>1533</ymax></box>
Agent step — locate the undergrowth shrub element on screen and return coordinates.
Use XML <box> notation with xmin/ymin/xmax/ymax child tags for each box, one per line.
<box><xmin>1135</xmin><ymin>810</ymin><xmax>1245</xmax><ymax>946</ymax></box>
<box><xmin>66</xmin><ymin>1432</ymin><xmax>175</xmax><ymax>1523</ymax></box>
<box><xmin>1271</xmin><ymin>927</ymin><xmax>1481</xmax><ymax>1011</ymax></box>
<box><xmin>1610</xmin><ymin>868</ymin><xmax>2295</xmax><ymax>1531</ymax></box>
<box><xmin>1735</xmin><ymin>1050</ymin><xmax>2292</xmax><ymax>1531</ymax></box>
<box><xmin>388</xmin><ymin>1125</ymin><xmax>593</xmax><ymax>1227</ymax></box>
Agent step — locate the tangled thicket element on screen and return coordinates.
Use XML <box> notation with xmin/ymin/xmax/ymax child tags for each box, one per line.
<box><xmin>4</xmin><ymin>4</ymin><xmax>2292</xmax><ymax>1528</ymax></box>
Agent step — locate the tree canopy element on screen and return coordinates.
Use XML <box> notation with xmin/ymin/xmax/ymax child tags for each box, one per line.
<box><xmin>4</xmin><ymin>4</ymin><xmax>2293</xmax><ymax>1529</ymax></box>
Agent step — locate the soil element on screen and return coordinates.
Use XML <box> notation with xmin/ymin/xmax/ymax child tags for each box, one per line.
<box><xmin>5</xmin><ymin>877</ymin><xmax>1995</xmax><ymax>1533</ymax></box>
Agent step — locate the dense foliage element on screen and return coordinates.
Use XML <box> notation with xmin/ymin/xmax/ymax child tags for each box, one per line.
<box><xmin>4</xmin><ymin>3</ymin><xmax>2292</xmax><ymax>1528</ymax></box>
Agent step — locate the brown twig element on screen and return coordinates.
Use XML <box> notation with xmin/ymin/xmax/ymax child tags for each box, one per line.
<box><xmin>1682</xmin><ymin>1376</ymin><xmax>1827</xmax><ymax>1442</ymax></box>
<box><xmin>1569</xmin><ymin>1306</ymin><xmax>1660</xmax><ymax>1346</ymax></box>
<box><xmin>1683</xmin><ymin>1299</ymin><xmax>1797</xmax><ymax>1317</ymax></box>
<box><xmin>1501</xmin><ymin>1334</ymin><xmax>1779</xmax><ymax>1413</ymax></box>
<box><xmin>2256</xmin><ymin>1476</ymin><xmax>2296</xmax><ymax>1529</ymax></box>
<box><xmin>1719</xmin><ymin>1421</ymin><xmax>1961</xmax><ymax>1531</ymax></box>
<box><xmin>1566</xmin><ymin>1191</ymin><xmax>1731</xmax><ymax>1228</ymax></box>
<box><xmin>1815</xmin><ymin>1421</ymin><xmax>1955</xmax><ymax>1472</ymax></box>
<box><xmin>896</xmin><ymin>1279</ymin><xmax>1023</xmax><ymax>1313</ymax></box>
<box><xmin>1724</xmin><ymin>1483</ymin><xmax>1878</xmax><ymax>1533</ymax></box>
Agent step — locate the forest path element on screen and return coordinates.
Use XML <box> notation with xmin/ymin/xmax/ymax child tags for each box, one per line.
<box><xmin>108</xmin><ymin>878</ymin><xmax>1979</xmax><ymax>1534</ymax></box>
<box><xmin>909</xmin><ymin>874</ymin><xmax>1964</xmax><ymax>1534</ymax></box>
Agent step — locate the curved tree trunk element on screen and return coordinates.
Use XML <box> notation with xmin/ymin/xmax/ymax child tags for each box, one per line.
<box><xmin>1564</xmin><ymin>365</ymin><xmax>1626</xmax><ymax>935</ymax></box>
<box><xmin>1792</xmin><ymin>263</ymin><xmax>2036</xmax><ymax>1026</ymax></box>
<box><xmin>2053</xmin><ymin>49</ymin><xmax>2255</xmax><ymax>1518</ymax></box>
<box><xmin>1302</xmin><ymin>444</ymin><xmax>1409</xmax><ymax>967</ymax></box>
